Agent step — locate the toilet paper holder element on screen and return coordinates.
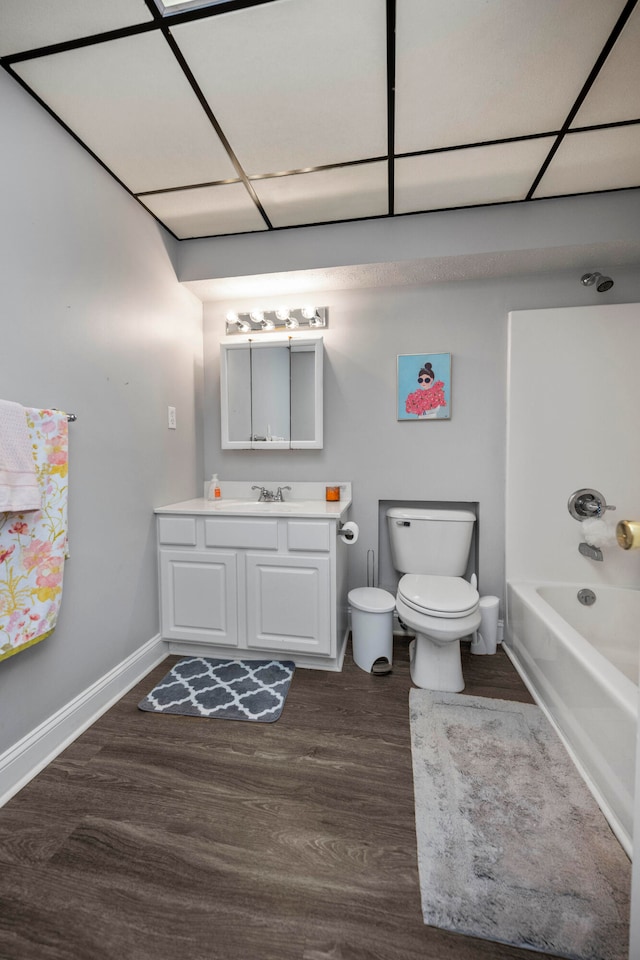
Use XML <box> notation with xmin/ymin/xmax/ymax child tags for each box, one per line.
<box><xmin>568</xmin><ymin>488</ymin><xmax>616</xmax><ymax>521</ymax></box>
<box><xmin>338</xmin><ymin>522</ymin><xmax>357</xmax><ymax>541</ymax></box>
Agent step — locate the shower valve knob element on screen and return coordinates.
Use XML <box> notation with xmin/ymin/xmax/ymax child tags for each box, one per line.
<box><xmin>568</xmin><ymin>488</ymin><xmax>615</xmax><ymax>521</ymax></box>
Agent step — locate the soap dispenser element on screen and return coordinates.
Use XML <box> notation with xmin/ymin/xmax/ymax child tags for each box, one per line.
<box><xmin>208</xmin><ymin>474</ymin><xmax>221</xmax><ymax>500</ymax></box>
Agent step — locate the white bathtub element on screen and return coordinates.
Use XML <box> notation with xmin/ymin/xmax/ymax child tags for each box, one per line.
<box><xmin>505</xmin><ymin>580</ymin><xmax>638</xmax><ymax>857</ymax></box>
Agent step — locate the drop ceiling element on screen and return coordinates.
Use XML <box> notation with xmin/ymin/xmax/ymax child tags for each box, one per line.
<box><xmin>2</xmin><ymin>0</ymin><xmax>639</xmax><ymax>241</ymax></box>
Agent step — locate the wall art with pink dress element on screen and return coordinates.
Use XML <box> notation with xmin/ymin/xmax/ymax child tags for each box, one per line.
<box><xmin>398</xmin><ymin>353</ymin><xmax>450</xmax><ymax>420</ymax></box>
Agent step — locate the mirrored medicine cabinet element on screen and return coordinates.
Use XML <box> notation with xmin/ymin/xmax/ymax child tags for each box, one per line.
<box><xmin>220</xmin><ymin>333</ymin><xmax>323</xmax><ymax>450</ymax></box>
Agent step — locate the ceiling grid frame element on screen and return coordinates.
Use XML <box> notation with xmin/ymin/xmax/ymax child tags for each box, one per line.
<box><xmin>0</xmin><ymin>0</ymin><xmax>637</xmax><ymax>240</ymax></box>
<box><xmin>526</xmin><ymin>0</ymin><xmax>640</xmax><ymax>200</ymax></box>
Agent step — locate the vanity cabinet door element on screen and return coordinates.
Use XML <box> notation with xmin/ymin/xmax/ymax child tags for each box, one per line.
<box><xmin>245</xmin><ymin>553</ymin><xmax>331</xmax><ymax>655</ymax></box>
<box><xmin>160</xmin><ymin>549</ymin><xmax>238</xmax><ymax>646</ymax></box>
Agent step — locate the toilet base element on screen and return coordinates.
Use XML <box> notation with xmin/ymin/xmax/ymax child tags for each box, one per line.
<box><xmin>409</xmin><ymin>633</ymin><xmax>464</xmax><ymax>693</ymax></box>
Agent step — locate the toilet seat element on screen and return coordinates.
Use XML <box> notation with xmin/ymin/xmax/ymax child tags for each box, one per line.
<box><xmin>398</xmin><ymin>574</ymin><xmax>479</xmax><ymax>619</ymax></box>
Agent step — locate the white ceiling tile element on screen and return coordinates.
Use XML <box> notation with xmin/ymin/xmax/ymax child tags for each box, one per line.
<box><xmin>534</xmin><ymin>126</ymin><xmax>640</xmax><ymax>199</ymax></box>
<box><xmin>395</xmin><ymin>138</ymin><xmax>555</xmax><ymax>214</ymax></box>
<box><xmin>4</xmin><ymin>0</ymin><xmax>636</xmax><ymax>237</ymax></box>
<box><xmin>141</xmin><ymin>182</ymin><xmax>268</xmax><ymax>239</ymax></box>
<box><xmin>252</xmin><ymin>162</ymin><xmax>389</xmax><ymax>228</ymax></box>
<box><xmin>13</xmin><ymin>32</ymin><xmax>238</xmax><ymax>192</ymax></box>
<box><xmin>0</xmin><ymin>0</ymin><xmax>153</xmax><ymax>57</ymax></box>
<box><xmin>395</xmin><ymin>0</ymin><xmax>627</xmax><ymax>154</ymax></box>
<box><xmin>571</xmin><ymin>7</ymin><xmax>640</xmax><ymax>128</ymax></box>
<box><xmin>171</xmin><ymin>0</ymin><xmax>388</xmax><ymax>175</ymax></box>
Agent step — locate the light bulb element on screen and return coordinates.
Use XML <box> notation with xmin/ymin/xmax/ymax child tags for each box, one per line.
<box><xmin>285</xmin><ymin>316</ymin><xmax>299</xmax><ymax>329</ymax></box>
<box><xmin>275</xmin><ymin>307</ymin><xmax>290</xmax><ymax>321</ymax></box>
<box><xmin>237</xmin><ymin>319</ymin><xmax>251</xmax><ymax>333</ymax></box>
<box><xmin>226</xmin><ymin>311</ymin><xmax>239</xmax><ymax>325</ymax></box>
<box><xmin>261</xmin><ymin>316</ymin><xmax>275</xmax><ymax>331</ymax></box>
<box><xmin>301</xmin><ymin>305</ymin><xmax>316</xmax><ymax>320</ymax></box>
<box><xmin>250</xmin><ymin>310</ymin><xmax>264</xmax><ymax>324</ymax></box>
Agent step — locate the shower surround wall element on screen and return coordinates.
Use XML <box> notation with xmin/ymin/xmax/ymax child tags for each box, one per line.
<box><xmin>506</xmin><ymin>302</ymin><xmax>640</xmax><ymax>588</ymax></box>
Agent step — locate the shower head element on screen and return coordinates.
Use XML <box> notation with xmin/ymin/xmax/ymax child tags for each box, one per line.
<box><xmin>581</xmin><ymin>271</ymin><xmax>614</xmax><ymax>292</ymax></box>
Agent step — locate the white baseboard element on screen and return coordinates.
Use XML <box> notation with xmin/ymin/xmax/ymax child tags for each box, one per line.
<box><xmin>0</xmin><ymin>635</ymin><xmax>169</xmax><ymax>809</ymax></box>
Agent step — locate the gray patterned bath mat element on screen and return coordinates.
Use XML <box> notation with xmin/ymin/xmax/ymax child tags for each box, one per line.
<box><xmin>138</xmin><ymin>657</ymin><xmax>295</xmax><ymax>722</ymax></box>
<box><xmin>410</xmin><ymin>690</ymin><xmax>630</xmax><ymax>960</ymax></box>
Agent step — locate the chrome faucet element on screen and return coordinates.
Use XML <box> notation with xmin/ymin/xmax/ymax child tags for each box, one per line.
<box><xmin>251</xmin><ymin>485</ymin><xmax>292</xmax><ymax>502</ymax></box>
<box><xmin>251</xmin><ymin>485</ymin><xmax>275</xmax><ymax>502</ymax></box>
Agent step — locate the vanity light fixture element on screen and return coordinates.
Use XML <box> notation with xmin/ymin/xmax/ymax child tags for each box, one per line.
<box><xmin>248</xmin><ymin>310</ymin><xmax>275</xmax><ymax>331</ymax></box>
<box><xmin>225</xmin><ymin>306</ymin><xmax>328</xmax><ymax>335</ymax></box>
<box><xmin>276</xmin><ymin>308</ymin><xmax>300</xmax><ymax>330</ymax></box>
<box><xmin>225</xmin><ymin>311</ymin><xmax>251</xmax><ymax>333</ymax></box>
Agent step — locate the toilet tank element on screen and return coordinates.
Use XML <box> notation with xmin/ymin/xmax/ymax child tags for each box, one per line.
<box><xmin>386</xmin><ymin>507</ymin><xmax>476</xmax><ymax>576</ymax></box>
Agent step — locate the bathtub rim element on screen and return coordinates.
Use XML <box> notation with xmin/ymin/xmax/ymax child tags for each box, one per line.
<box><xmin>506</xmin><ymin>579</ymin><xmax>637</xmax><ymax>717</ymax></box>
<box><xmin>505</xmin><ymin>578</ymin><xmax>637</xmax><ymax>858</ymax></box>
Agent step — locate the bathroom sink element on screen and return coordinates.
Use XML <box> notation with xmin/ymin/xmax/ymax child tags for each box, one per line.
<box><xmin>155</xmin><ymin>495</ymin><xmax>349</xmax><ymax>519</ymax></box>
<box><xmin>209</xmin><ymin>499</ymin><xmax>330</xmax><ymax>514</ymax></box>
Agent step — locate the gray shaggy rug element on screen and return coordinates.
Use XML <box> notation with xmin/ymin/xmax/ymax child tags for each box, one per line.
<box><xmin>409</xmin><ymin>690</ymin><xmax>630</xmax><ymax>960</ymax></box>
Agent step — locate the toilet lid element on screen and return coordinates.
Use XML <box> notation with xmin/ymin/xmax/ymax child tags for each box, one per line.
<box><xmin>398</xmin><ymin>574</ymin><xmax>479</xmax><ymax>618</ymax></box>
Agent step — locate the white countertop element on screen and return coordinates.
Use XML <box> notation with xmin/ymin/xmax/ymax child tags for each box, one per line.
<box><xmin>155</xmin><ymin>497</ymin><xmax>350</xmax><ymax>519</ymax></box>
<box><xmin>155</xmin><ymin>481</ymin><xmax>352</xmax><ymax>520</ymax></box>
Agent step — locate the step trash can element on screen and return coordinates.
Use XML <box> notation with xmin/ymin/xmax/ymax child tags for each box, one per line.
<box><xmin>348</xmin><ymin>587</ymin><xmax>396</xmax><ymax>674</ymax></box>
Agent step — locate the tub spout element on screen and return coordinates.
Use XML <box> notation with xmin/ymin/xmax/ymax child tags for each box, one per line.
<box><xmin>579</xmin><ymin>541</ymin><xmax>603</xmax><ymax>561</ymax></box>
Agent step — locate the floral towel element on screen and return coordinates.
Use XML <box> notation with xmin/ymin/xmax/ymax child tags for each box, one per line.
<box><xmin>0</xmin><ymin>409</ymin><xmax>69</xmax><ymax>663</ymax></box>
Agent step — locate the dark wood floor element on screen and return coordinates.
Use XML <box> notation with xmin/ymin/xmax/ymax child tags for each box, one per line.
<box><xmin>0</xmin><ymin>638</ymin><xmax>572</xmax><ymax>960</ymax></box>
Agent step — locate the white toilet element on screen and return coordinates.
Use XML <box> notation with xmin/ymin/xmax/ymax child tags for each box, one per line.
<box><xmin>386</xmin><ymin>507</ymin><xmax>481</xmax><ymax>692</ymax></box>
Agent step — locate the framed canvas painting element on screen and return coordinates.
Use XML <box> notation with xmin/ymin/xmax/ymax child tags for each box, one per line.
<box><xmin>397</xmin><ymin>353</ymin><xmax>451</xmax><ymax>420</ymax></box>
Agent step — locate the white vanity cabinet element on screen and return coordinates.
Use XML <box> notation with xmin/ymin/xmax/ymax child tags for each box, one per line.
<box><xmin>156</xmin><ymin>507</ymin><xmax>348</xmax><ymax>669</ymax></box>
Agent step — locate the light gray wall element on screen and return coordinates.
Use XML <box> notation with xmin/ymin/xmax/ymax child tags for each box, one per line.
<box><xmin>180</xmin><ymin>189</ymin><xmax>640</xmax><ymax>284</ymax></box>
<box><xmin>0</xmin><ymin>71</ymin><xmax>203</xmax><ymax>752</ymax></box>
<box><xmin>202</xmin><ymin>268</ymin><xmax>640</xmax><ymax>609</ymax></box>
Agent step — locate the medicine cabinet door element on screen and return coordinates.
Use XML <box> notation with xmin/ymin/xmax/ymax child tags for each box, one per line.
<box><xmin>220</xmin><ymin>335</ymin><xmax>323</xmax><ymax>450</ymax></box>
